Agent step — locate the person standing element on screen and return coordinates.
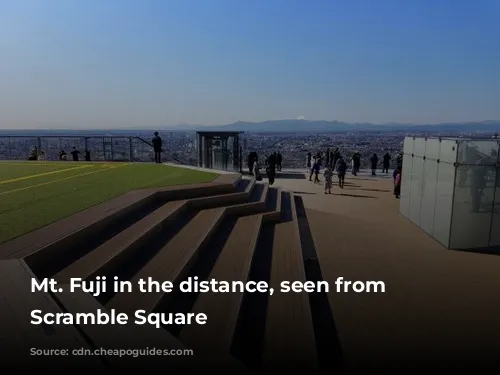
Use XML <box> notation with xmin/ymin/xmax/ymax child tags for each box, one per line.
<box><xmin>312</xmin><ymin>159</ymin><xmax>321</xmax><ymax>183</ymax></box>
<box><xmin>152</xmin><ymin>132</ymin><xmax>163</xmax><ymax>164</ymax></box>
<box><xmin>71</xmin><ymin>147</ymin><xmax>80</xmax><ymax>161</ymax></box>
<box><xmin>59</xmin><ymin>150</ymin><xmax>67</xmax><ymax>161</ymax></box>
<box><xmin>309</xmin><ymin>154</ymin><xmax>316</xmax><ymax>181</ymax></box>
<box><xmin>332</xmin><ymin>148</ymin><xmax>340</xmax><ymax>169</ymax></box>
<box><xmin>382</xmin><ymin>152</ymin><xmax>391</xmax><ymax>173</ymax></box>
<box><xmin>370</xmin><ymin>153</ymin><xmax>378</xmax><ymax>176</ymax></box>
<box><xmin>84</xmin><ymin>149</ymin><xmax>91</xmax><ymax>161</ymax></box>
<box><xmin>266</xmin><ymin>153</ymin><xmax>277</xmax><ymax>185</ymax></box>
<box><xmin>323</xmin><ymin>166</ymin><xmax>333</xmax><ymax>194</ymax></box>
<box><xmin>352</xmin><ymin>152</ymin><xmax>361</xmax><ymax>176</ymax></box>
<box><xmin>276</xmin><ymin>151</ymin><xmax>283</xmax><ymax>171</ymax></box>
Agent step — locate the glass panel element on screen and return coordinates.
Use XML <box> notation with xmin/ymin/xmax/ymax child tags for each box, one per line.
<box><xmin>413</xmin><ymin>138</ymin><xmax>426</xmax><ymax>157</ymax></box>
<box><xmin>409</xmin><ymin>156</ymin><xmax>424</xmax><ymax>225</ymax></box>
<box><xmin>489</xmin><ymin>166</ymin><xmax>500</xmax><ymax>248</ymax></box>
<box><xmin>403</xmin><ymin>137</ymin><xmax>414</xmax><ymax>156</ymax></box>
<box><xmin>420</xmin><ymin>158</ymin><xmax>439</xmax><ymax>235</ymax></box>
<box><xmin>457</xmin><ymin>140</ymin><xmax>499</xmax><ymax>166</ymax></box>
<box><xmin>399</xmin><ymin>154</ymin><xmax>412</xmax><ymax>218</ymax></box>
<box><xmin>424</xmin><ymin>138</ymin><xmax>440</xmax><ymax>160</ymax></box>
<box><xmin>439</xmin><ymin>139</ymin><xmax>459</xmax><ymax>164</ymax></box>
<box><xmin>432</xmin><ymin>162</ymin><xmax>456</xmax><ymax>247</ymax></box>
<box><xmin>449</xmin><ymin>165</ymin><xmax>497</xmax><ymax>249</ymax></box>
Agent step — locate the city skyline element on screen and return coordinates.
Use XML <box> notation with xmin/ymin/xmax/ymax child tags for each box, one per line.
<box><xmin>1</xmin><ymin>0</ymin><xmax>499</xmax><ymax>129</ymax></box>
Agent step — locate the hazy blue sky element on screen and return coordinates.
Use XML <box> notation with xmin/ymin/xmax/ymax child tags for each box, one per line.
<box><xmin>0</xmin><ymin>0</ymin><xmax>499</xmax><ymax>129</ymax></box>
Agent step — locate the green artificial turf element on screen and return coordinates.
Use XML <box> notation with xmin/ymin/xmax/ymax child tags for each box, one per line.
<box><xmin>0</xmin><ymin>162</ymin><xmax>218</xmax><ymax>243</ymax></box>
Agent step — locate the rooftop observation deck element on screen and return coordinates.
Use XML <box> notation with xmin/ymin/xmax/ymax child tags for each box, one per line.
<box><xmin>0</xmin><ymin>163</ymin><xmax>498</xmax><ymax>372</ymax></box>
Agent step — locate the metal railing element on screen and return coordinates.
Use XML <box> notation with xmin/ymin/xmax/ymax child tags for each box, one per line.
<box><xmin>0</xmin><ymin>135</ymin><xmax>187</xmax><ymax>164</ymax></box>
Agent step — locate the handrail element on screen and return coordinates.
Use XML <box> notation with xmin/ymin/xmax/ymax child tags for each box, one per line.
<box><xmin>134</xmin><ymin>136</ymin><xmax>185</xmax><ymax>165</ymax></box>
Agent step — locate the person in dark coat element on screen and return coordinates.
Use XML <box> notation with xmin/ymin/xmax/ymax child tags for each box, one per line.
<box><xmin>382</xmin><ymin>152</ymin><xmax>391</xmax><ymax>173</ymax></box>
<box><xmin>370</xmin><ymin>153</ymin><xmax>378</xmax><ymax>176</ymax></box>
<box><xmin>84</xmin><ymin>149</ymin><xmax>91</xmax><ymax>161</ymax></box>
<box><xmin>28</xmin><ymin>146</ymin><xmax>38</xmax><ymax>160</ymax></box>
<box><xmin>336</xmin><ymin>157</ymin><xmax>347</xmax><ymax>188</ymax></box>
<box><xmin>312</xmin><ymin>159</ymin><xmax>321</xmax><ymax>183</ymax></box>
<box><xmin>306</xmin><ymin>152</ymin><xmax>312</xmax><ymax>174</ymax></box>
<box><xmin>276</xmin><ymin>152</ymin><xmax>283</xmax><ymax>171</ymax></box>
<box><xmin>396</xmin><ymin>152</ymin><xmax>403</xmax><ymax>168</ymax></box>
<box><xmin>332</xmin><ymin>148</ymin><xmax>340</xmax><ymax>169</ymax></box>
<box><xmin>59</xmin><ymin>150</ymin><xmax>67</xmax><ymax>161</ymax></box>
<box><xmin>266</xmin><ymin>153</ymin><xmax>277</xmax><ymax>185</ymax></box>
<box><xmin>152</xmin><ymin>132</ymin><xmax>163</xmax><ymax>164</ymax></box>
<box><xmin>71</xmin><ymin>147</ymin><xmax>80</xmax><ymax>161</ymax></box>
<box><xmin>352</xmin><ymin>152</ymin><xmax>361</xmax><ymax>176</ymax></box>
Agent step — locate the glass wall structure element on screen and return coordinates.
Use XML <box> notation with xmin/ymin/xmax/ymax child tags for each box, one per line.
<box><xmin>400</xmin><ymin>137</ymin><xmax>499</xmax><ymax>251</ymax></box>
<box><xmin>196</xmin><ymin>131</ymin><xmax>242</xmax><ymax>172</ymax></box>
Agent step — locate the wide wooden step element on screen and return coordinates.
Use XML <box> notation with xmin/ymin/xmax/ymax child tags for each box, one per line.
<box><xmin>24</xmin><ymin>191</ymin><xmax>161</xmax><ymax>275</ymax></box>
<box><xmin>180</xmin><ymin>214</ymin><xmax>264</xmax><ymax>354</ymax></box>
<box><xmin>187</xmin><ymin>178</ymin><xmax>256</xmax><ymax>210</ymax></box>
<box><xmin>106</xmin><ymin>207</ymin><xmax>227</xmax><ymax>314</ymax></box>
<box><xmin>248</xmin><ymin>183</ymin><xmax>269</xmax><ymax>203</ymax></box>
<box><xmin>263</xmin><ymin>192</ymin><xmax>319</xmax><ymax>372</ymax></box>
<box><xmin>263</xmin><ymin>187</ymin><xmax>282</xmax><ymax>222</ymax></box>
<box><xmin>224</xmin><ymin>183</ymin><xmax>269</xmax><ymax>217</ymax></box>
<box><xmin>53</xmin><ymin>200</ymin><xmax>189</xmax><ymax>284</ymax></box>
<box><xmin>54</xmin><ymin>288</ymin><xmax>250</xmax><ymax>373</ymax></box>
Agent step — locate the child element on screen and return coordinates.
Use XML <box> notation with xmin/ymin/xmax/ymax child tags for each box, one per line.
<box><xmin>323</xmin><ymin>166</ymin><xmax>333</xmax><ymax>194</ymax></box>
<box><xmin>394</xmin><ymin>168</ymin><xmax>402</xmax><ymax>198</ymax></box>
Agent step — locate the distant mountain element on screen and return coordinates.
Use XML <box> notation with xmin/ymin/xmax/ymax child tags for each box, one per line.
<box><xmin>1</xmin><ymin>119</ymin><xmax>499</xmax><ymax>135</ymax></box>
<box><xmin>164</xmin><ymin>119</ymin><xmax>500</xmax><ymax>133</ymax></box>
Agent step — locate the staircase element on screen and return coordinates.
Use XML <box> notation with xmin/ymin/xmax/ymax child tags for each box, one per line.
<box><xmin>0</xmin><ymin>174</ymin><xmax>336</xmax><ymax>372</ymax></box>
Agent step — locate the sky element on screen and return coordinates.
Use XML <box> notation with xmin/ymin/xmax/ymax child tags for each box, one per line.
<box><xmin>0</xmin><ymin>0</ymin><xmax>499</xmax><ymax>129</ymax></box>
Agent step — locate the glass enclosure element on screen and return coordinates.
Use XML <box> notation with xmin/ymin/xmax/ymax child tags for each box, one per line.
<box><xmin>400</xmin><ymin>136</ymin><xmax>499</xmax><ymax>251</ymax></box>
<box><xmin>196</xmin><ymin>131</ymin><xmax>242</xmax><ymax>172</ymax></box>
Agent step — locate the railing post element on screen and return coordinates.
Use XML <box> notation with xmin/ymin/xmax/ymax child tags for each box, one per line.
<box><xmin>129</xmin><ymin>137</ymin><xmax>133</xmax><ymax>161</ymax></box>
<box><xmin>37</xmin><ymin>136</ymin><xmax>42</xmax><ymax>158</ymax></box>
<box><xmin>110</xmin><ymin>138</ymin><xmax>114</xmax><ymax>161</ymax></box>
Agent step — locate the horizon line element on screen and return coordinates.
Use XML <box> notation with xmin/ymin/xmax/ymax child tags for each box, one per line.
<box><xmin>1</xmin><ymin>119</ymin><xmax>499</xmax><ymax>131</ymax></box>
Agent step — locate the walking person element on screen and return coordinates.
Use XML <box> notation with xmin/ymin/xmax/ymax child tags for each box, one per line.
<box><xmin>323</xmin><ymin>166</ymin><xmax>333</xmax><ymax>194</ymax></box>
<box><xmin>152</xmin><ymin>132</ymin><xmax>163</xmax><ymax>164</ymax></box>
<box><xmin>312</xmin><ymin>159</ymin><xmax>321</xmax><ymax>183</ymax></box>
<box><xmin>337</xmin><ymin>157</ymin><xmax>347</xmax><ymax>188</ymax></box>
<box><xmin>332</xmin><ymin>148</ymin><xmax>340</xmax><ymax>169</ymax></box>
<box><xmin>306</xmin><ymin>152</ymin><xmax>312</xmax><ymax>175</ymax></box>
